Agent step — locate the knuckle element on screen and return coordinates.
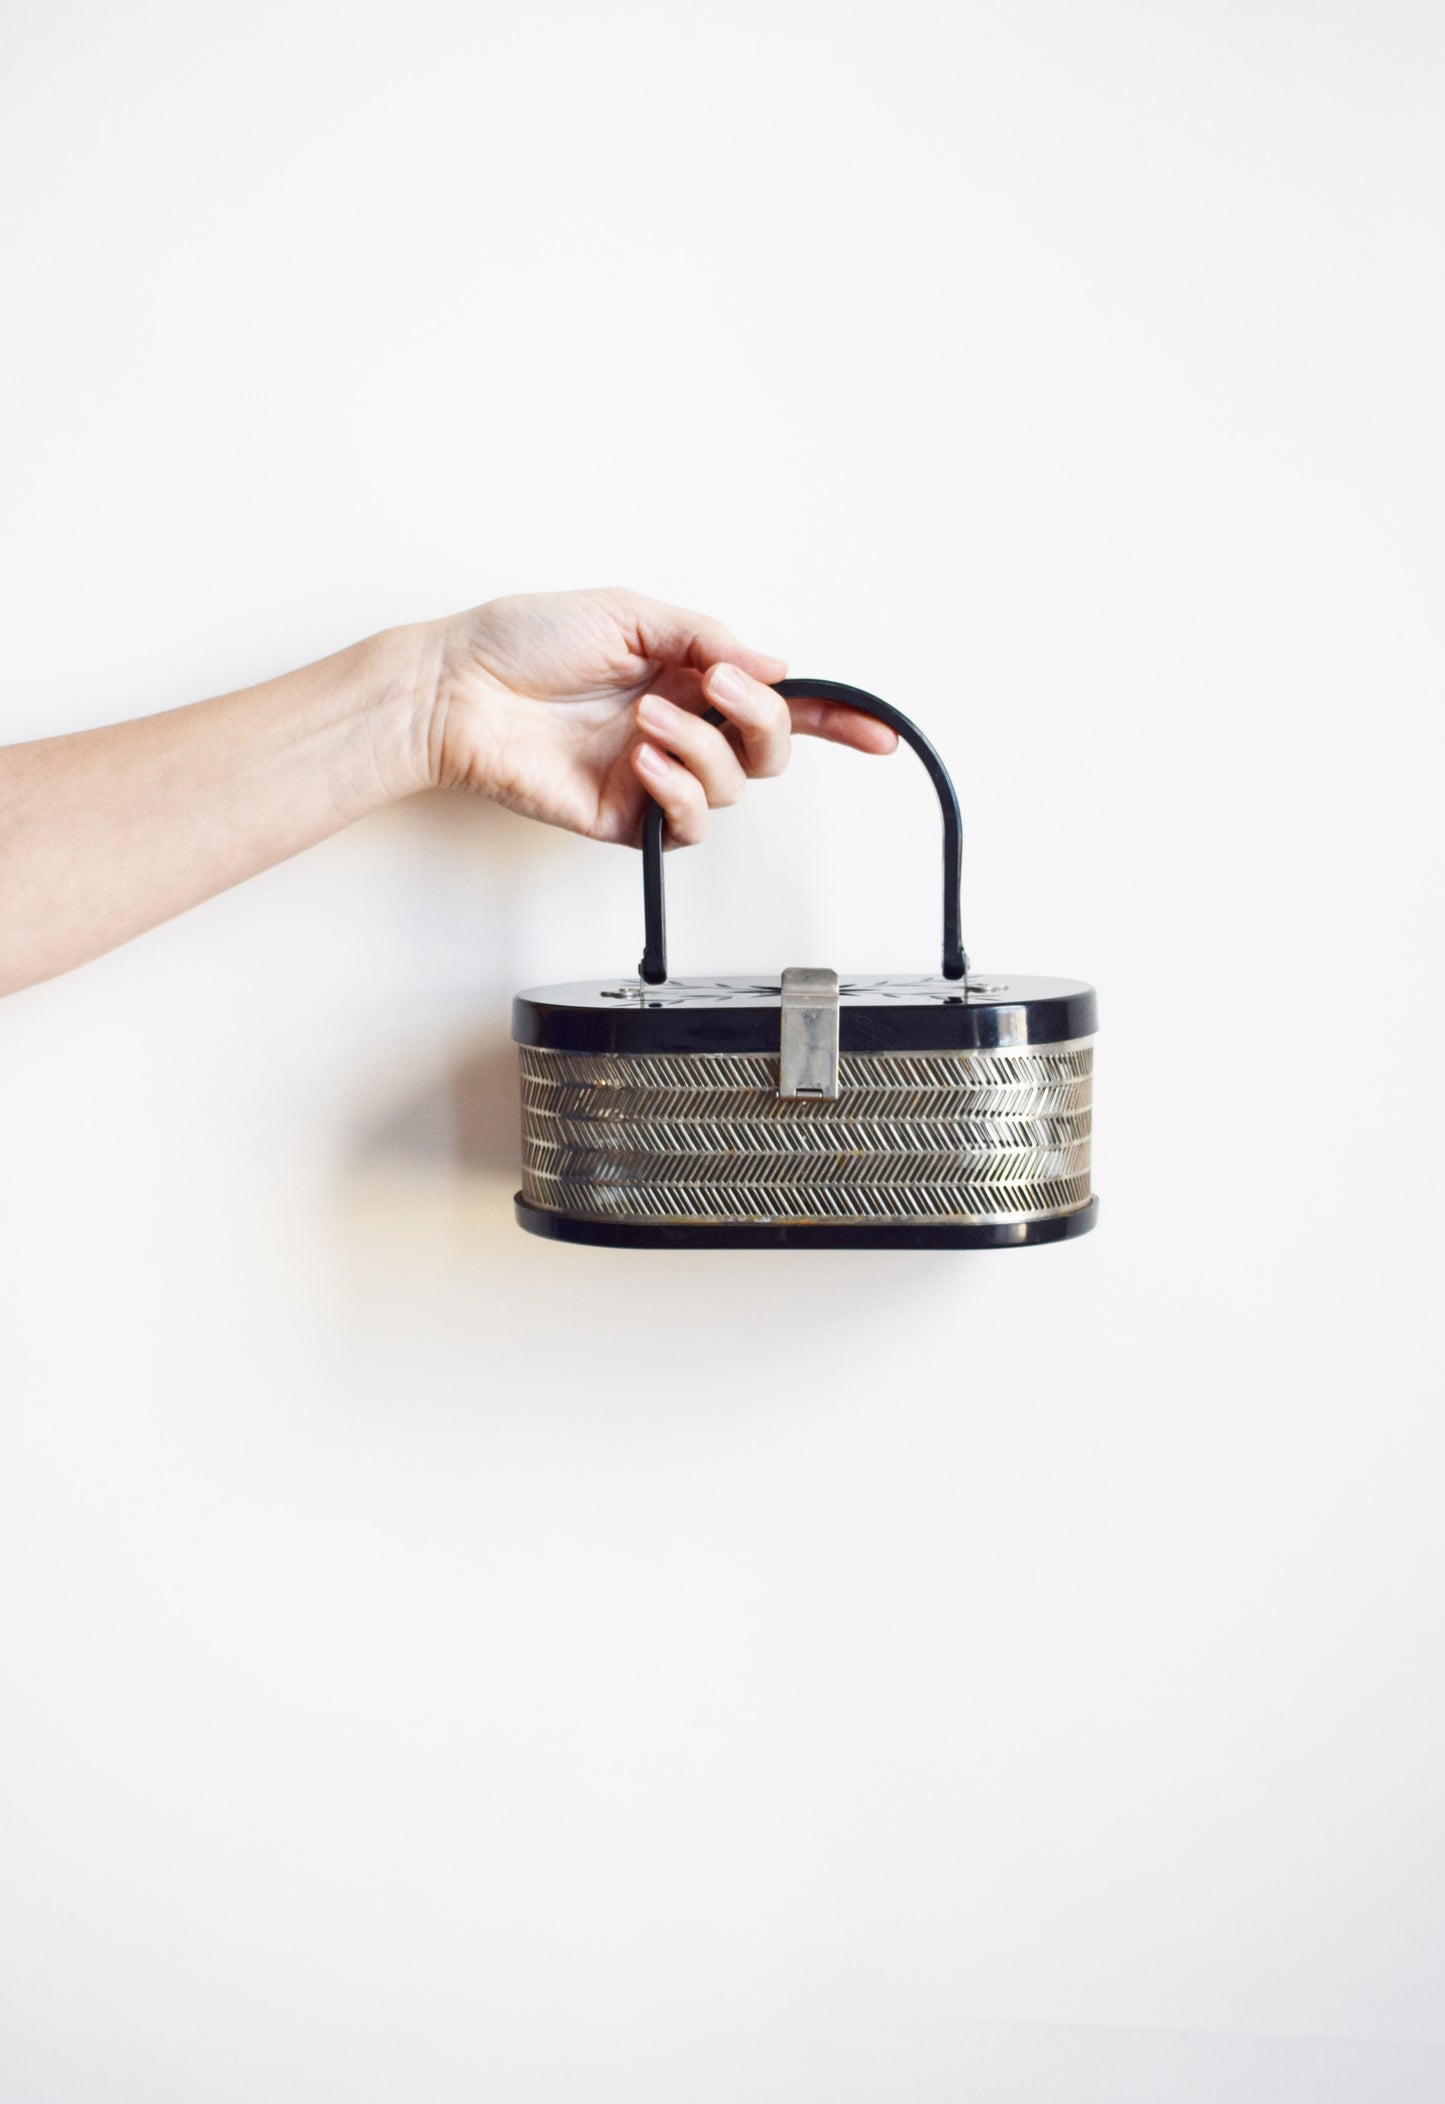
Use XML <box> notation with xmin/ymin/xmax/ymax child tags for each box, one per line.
<box><xmin>753</xmin><ymin>730</ymin><xmax>790</xmax><ymax>779</ymax></box>
<box><xmin>671</xmin><ymin>774</ymin><xmax>707</xmax><ymax>822</ymax></box>
<box><xmin>756</xmin><ymin>735</ymin><xmax>790</xmax><ymax>778</ymax></box>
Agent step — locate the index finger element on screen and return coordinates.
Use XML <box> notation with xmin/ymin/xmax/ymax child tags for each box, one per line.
<box><xmin>785</xmin><ymin>694</ymin><xmax>899</xmax><ymax>755</ymax></box>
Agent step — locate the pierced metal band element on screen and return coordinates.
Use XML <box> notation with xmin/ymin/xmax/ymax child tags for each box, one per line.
<box><xmin>519</xmin><ymin>1041</ymin><xmax>1094</xmax><ymax>1227</ymax></box>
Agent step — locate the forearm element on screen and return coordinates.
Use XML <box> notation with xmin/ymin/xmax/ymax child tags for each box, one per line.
<box><xmin>0</xmin><ymin>624</ymin><xmax>439</xmax><ymax>996</ymax></box>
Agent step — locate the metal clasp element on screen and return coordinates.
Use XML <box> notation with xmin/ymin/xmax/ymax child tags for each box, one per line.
<box><xmin>779</xmin><ymin>967</ymin><xmax>840</xmax><ymax>1099</ymax></box>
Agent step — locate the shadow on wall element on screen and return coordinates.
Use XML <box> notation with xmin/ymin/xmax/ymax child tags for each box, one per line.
<box><xmin>350</xmin><ymin>1032</ymin><xmax>521</xmax><ymax>1186</ymax></box>
<box><xmin>339</xmin><ymin>789</ymin><xmax>539</xmax><ymax>1200</ymax></box>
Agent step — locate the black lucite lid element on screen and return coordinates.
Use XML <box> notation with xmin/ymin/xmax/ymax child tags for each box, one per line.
<box><xmin>513</xmin><ymin>973</ymin><xmax>1097</xmax><ymax>1054</ymax></box>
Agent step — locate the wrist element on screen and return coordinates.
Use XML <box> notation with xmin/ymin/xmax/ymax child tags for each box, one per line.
<box><xmin>355</xmin><ymin>619</ymin><xmax>450</xmax><ymax>801</ymax></box>
<box><xmin>413</xmin><ymin>609</ymin><xmax>511</xmax><ymax>799</ymax></box>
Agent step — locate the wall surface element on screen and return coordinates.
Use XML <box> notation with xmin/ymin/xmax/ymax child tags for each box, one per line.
<box><xmin>2</xmin><ymin>4</ymin><xmax>1442</xmax><ymax>2100</ymax></box>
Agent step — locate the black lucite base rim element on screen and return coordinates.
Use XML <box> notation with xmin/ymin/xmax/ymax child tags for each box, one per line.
<box><xmin>514</xmin><ymin>1194</ymin><xmax>1098</xmax><ymax>1250</ymax></box>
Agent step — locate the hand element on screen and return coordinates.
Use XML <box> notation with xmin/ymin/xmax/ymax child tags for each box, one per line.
<box><xmin>0</xmin><ymin>584</ymin><xmax>898</xmax><ymax>996</ymax></box>
<box><xmin>423</xmin><ymin>586</ymin><xmax>898</xmax><ymax>846</ymax></box>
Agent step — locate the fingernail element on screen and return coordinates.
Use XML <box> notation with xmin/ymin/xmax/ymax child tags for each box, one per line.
<box><xmin>636</xmin><ymin>695</ymin><xmax>675</xmax><ymax>732</ymax></box>
<box><xmin>710</xmin><ymin>664</ymin><xmax>747</xmax><ymax>704</ymax></box>
<box><xmin>635</xmin><ymin>740</ymin><xmax>666</xmax><ymax>774</ymax></box>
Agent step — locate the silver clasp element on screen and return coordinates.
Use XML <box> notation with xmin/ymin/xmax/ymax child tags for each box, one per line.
<box><xmin>778</xmin><ymin>967</ymin><xmax>841</xmax><ymax>1099</ymax></box>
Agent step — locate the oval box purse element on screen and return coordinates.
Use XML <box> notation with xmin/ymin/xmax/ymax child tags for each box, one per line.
<box><xmin>513</xmin><ymin>680</ymin><xmax>1097</xmax><ymax>1249</ymax></box>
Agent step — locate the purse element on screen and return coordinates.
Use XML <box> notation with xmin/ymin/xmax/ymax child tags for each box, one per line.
<box><xmin>512</xmin><ymin>679</ymin><xmax>1097</xmax><ymax>1249</ymax></box>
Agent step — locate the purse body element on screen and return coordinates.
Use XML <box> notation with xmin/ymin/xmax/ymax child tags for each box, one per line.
<box><xmin>513</xmin><ymin>973</ymin><xmax>1097</xmax><ymax>1250</ymax></box>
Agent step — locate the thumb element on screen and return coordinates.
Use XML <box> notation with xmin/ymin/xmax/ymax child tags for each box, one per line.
<box><xmin>605</xmin><ymin>588</ymin><xmax>787</xmax><ymax>682</ymax></box>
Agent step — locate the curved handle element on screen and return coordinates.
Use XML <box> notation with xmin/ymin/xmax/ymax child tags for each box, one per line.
<box><xmin>638</xmin><ymin>677</ymin><xmax>967</xmax><ymax>985</ymax></box>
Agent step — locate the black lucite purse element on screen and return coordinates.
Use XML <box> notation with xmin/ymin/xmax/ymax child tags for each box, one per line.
<box><xmin>513</xmin><ymin>680</ymin><xmax>1096</xmax><ymax>1249</ymax></box>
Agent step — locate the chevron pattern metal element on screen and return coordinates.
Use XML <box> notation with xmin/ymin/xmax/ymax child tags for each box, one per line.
<box><xmin>519</xmin><ymin>1041</ymin><xmax>1094</xmax><ymax>1227</ymax></box>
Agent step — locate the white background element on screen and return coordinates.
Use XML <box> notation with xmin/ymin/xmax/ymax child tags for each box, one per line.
<box><xmin>2</xmin><ymin>3</ymin><xmax>1442</xmax><ymax>2099</ymax></box>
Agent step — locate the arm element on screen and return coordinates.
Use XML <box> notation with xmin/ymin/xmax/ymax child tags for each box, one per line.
<box><xmin>0</xmin><ymin>587</ymin><xmax>896</xmax><ymax>997</ymax></box>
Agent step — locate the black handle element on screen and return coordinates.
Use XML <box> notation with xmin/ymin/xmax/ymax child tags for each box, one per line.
<box><xmin>638</xmin><ymin>677</ymin><xmax>967</xmax><ymax>985</ymax></box>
